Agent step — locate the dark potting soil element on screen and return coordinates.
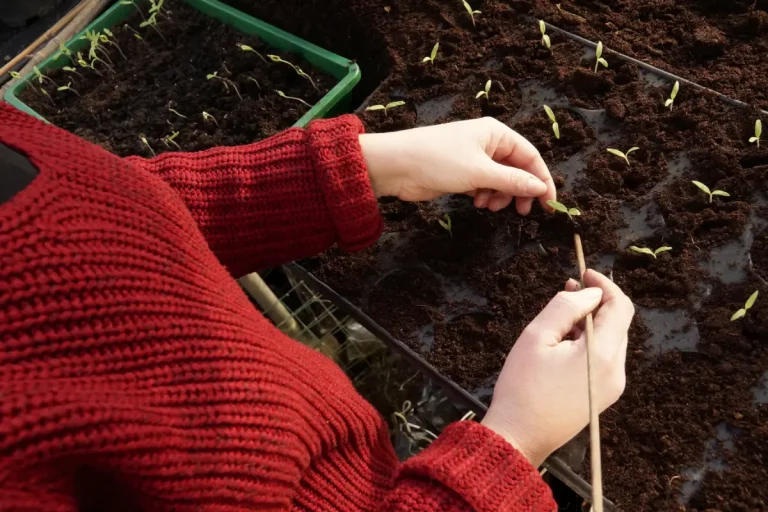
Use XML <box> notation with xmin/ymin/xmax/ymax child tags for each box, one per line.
<box><xmin>529</xmin><ymin>0</ymin><xmax>768</xmax><ymax>110</ymax></box>
<box><xmin>18</xmin><ymin>1</ymin><xmax>334</xmax><ymax>157</ymax></box>
<box><xmin>300</xmin><ymin>1</ymin><xmax>768</xmax><ymax>510</ymax></box>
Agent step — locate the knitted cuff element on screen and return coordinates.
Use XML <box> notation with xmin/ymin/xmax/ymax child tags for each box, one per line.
<box><xmin>398</xmin><ymin>421</ymin><xmax>555</xmax><ymax>512</ymax></box>
<box><xmin>306</xmin><ymin>115</ymin><xmax>383</xmax><ymax>252</ymax></box>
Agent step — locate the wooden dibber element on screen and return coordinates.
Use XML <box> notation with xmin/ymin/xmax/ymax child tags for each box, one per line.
<box><xmin>573</xmin><ymin>233</ymin><xmax>604</xmax><ymax>512</ymax></box>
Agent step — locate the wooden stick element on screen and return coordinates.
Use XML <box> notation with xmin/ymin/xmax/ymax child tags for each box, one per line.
<box><xmin>574</xmin><ymin>233</ymin><xmax>603</xmax><ymax>512</ymax></box>
<box><xmin>0</xmin><ymin>0</ymin><xmax>94</xmax><ymax>78</ymax></box>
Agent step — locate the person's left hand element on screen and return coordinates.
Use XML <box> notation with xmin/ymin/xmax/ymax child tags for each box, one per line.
<box><xmin>359</xmin><ymin>117</ymin><xmax>556</xmax><ymax>214</ymax></box>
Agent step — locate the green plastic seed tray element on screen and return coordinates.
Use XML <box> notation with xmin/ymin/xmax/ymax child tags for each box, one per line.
<box><xmin>3</xmin><ymin>0</ymin><xmax>361</xmax><ymax>127</ymax></box>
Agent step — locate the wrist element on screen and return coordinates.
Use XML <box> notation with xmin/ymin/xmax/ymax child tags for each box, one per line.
<box><xmin>358</xmin><ymin>132</ymin><xmax>405</xmax><ymax>198</ymax></box>
<box><xmin>481</xmin><ymin>407</ymin><xmax>548</xmax><ymax>467</ymax></box>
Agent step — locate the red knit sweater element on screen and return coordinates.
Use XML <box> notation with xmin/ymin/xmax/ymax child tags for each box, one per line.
<box><xmin>0</xmin><ymin>102</ymin><xmax>555</xmax><ymax>511</ymax></box>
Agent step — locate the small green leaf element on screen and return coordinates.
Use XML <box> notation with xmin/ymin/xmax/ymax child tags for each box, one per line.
<box><xmin>711</xmin><ymin>190</ymin><xmax>730</xmax><ymax>198</ymax></box>
<box><xmin>625</xmin><ymin>147</ymin><xmax>639</xmax><ymax>157</ymax></box>
<box><xmin>543</xmin><ymin>34</ymin><xmax>551</xmax><ymax>49</ymax></box>
<box><xmin>276</xmin><ymin>90</ymin><xmax>287</xmax><ymax>98</ymax></box>
<box><xmin>386</xmin><ymin>100</ymin><xmax>406</xmax><ymax>109</ymax></box>
<box><xmin>9</xmin><ymin>71</ymin><xmax>21</xmax><ymax>79</ymax></box>
<box><xmin>691</xmin><ymin>180</ymin><xmax>711</xmax><ymax>195</ymax></box>
<box><xmin>745</xmin><ymin>290</ymin><xmax>759</xmax><ymax>310</ymax></box>
<box><xmin>756</xmin><ymin>119</ymin><xmax>762</xmax><ymax>138</ymax></box>
<box><xmin>366</xmin><ymin>104</ymin><xmax>386</xmax><ymax>111</ymax></box>
<box><xmin>206</xmin><ymin>72</ymin><xmax>217</xmax><ymax>80</ymax></box>
<box><xmin>422</xmin><ymin>57</ymin><xmax>432</xmax><ymax>63</ymax></box>
<box><xmin>665</xmin><ymin>98</ymin><xmax>674</xmax><ymax>107</ymax></box>
<box><xmin>731</xmin><ymin>308</ymin><xmax>746</xmax><ymax>322</ymax></box>
<box><xmin>539</xmin><ymin>20</ymin><xmax>546</xmax><ymax>35</ymax></box>
<box><xmin>670</xmin><ymin>81</ymin><xmax>680</xmax><ymax>100</ymax></box>
<box><xmin>598</xmin><ymin>58</ymin><xmax>608</xmax><ymax>68</ymax></box>
<box><xmin>267</xmin><ymin>54</ymin><xmax>281</xmax><ymax>62</ymax></box>
<box><xmin>596</xmin><ymin>41</ymin><xmax>603</xmax><ymax>59</ymax></box>
<box><xmin>104</xmin><ymin>28</ymin><xmax>114</xmax><ymax>37</ymax></box>
<box><xmin>552</xmin><ymin>122</ymin><xmax>560</xmax><ymax>139</ymax></box>
<box><xmin>430</xmin><ymin>42</ymin><xmax>439</xmax><ymax>60</ymax></box>
<box><xmin>543</xmin><ymin>105</ymin><xmax>557</xmax><ymax>123</ymax></box>
<box><xmin>485</xmin><ymin>79</ymin><xmax>492</xmax><ymax>93</ymax></box>
<box><xmin>134</xmin><ymin>33</ymin><xmax>143</xmax><ymax>40</ymax></box>
<box><xmin>654</xmin><ymin>246</ymin><xmax>673</xmax><ymax>256</ymax></box>
<box><xmin>750</xmin><ymin>136</ymin><xmax>758</xmax><ymax>143</ymax></box>
<box><xmin>476</xmin><ymin>90</ymin><xmax>486</xmax><ymax>99</ymax></box>
<box><xmin>62</xmin><ymin>66</ymin><xmax>76</xmax><ymax>72</ymax></box>
<box><xmin>238</xmin><ymin>44</ymin><xmax>254</xmax><ymax>52</ymax></box>
<box><xmin>546</xmin><ymin>200</ymin><xmax>568</xmax><ymax>214</ymax></box>
<box><xmin>630</xmin><ymin>246</ymin><xmax>655</xmax><ymax>257</ymax></box>
<box><xmin>568</xmin><ymin>208</ymin><xmax>581</xmax><ymax>217</ymax></box>
<box><xmin>139</xmin><ymin>20</ymin><xmax>150</xmax><ymax>27</ymax></box>
<box><xmin>606</xmin><ymin>148</ymin><xmax>626</xmax><ymax>159</ymax></box>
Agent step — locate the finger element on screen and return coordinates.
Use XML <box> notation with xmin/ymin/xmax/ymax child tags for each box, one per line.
<box><xmin>516</xmin><ymin>197</ymin><xmax>533</xmax><ymax>215</ymax></box>
<box><xmin>474</xmin><ymin>189</ymin><xmax>493</xmax><ymax>208</ymax></box>
<box><xmin>488</xmin><ymin>191</ymin><xmax>513</xmax><ymax>212</ymax></box>
<box><xmin>487</xmin><ymin>121</ymin><xmax>557</xmax><ymax>208</ymax></box>
<box><xmin>565</xmin><ymin>278</ymin><xmax>580</xmax><ymax>292</ymax></box>
<box><xmin>472</xmin><ymin>160</ymin><xmax>548</xmax><ymax>199</ymax></box>
<box><xmin>584</xmin><ymin>269</ymin><xmax>634</xmax><ymax>356</ymax></box>
<box><xmin>524</xmin><ymin>288</ymin><xmax>604</xmax><ymax>346</ymax></box>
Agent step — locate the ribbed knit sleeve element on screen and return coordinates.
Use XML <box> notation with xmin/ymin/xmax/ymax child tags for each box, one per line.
<box><xmin>382</xmin><ymin>421</ymin><xmax>556</xmax><ymax>511</ymax></box>
<box><xmin>125</xmin><ymin>115</ymin><xmax>383</xmax><ymax>276</ymax></box>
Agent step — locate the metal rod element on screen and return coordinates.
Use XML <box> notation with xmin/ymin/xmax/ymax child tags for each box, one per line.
<box><xmin>573</xmin><ymin>234</ymin><xmax>603</xmax><ymax>512</ymax></box>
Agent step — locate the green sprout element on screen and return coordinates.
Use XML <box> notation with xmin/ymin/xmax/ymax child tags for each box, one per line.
<box><xmin>475</xmin><ymin>79</ymin><xmax>492</xmax><ymax>100</ymax></box>
<box><xmin>56</xmin><ymin>82</ymin><xmax>80</xmax><ymax>96</ymax></box>
<box><xmin>539</xmin><ymin>20</ymin><xmax>551</xmax><ymax>51</ymax></box>
<box><xmin>148</xmin><ymin>0</ymin><xmax>167</xmax><ymax>18</ymax></box>
<box><xmin>33</xmin><ymin>66</ymin><xmax>56</xmax><ymax>86</ymax></box>
<box><xmin>140</xmin><ymin>135</ymin><xmax>155</xmax><ymax>156</ymax></box>
<box><xmin>606</xmin><ymin>146</ymin><xmax>639</xmax><ymax>166</ymax></box>
<box><xmin>61</xmin><ymin>66</ymin><xmax>84</xmax><ymax>79</ymax></box>
<box><xmin>55</xmin><ymin>41</ymin><xmax>76</xmax><ymax>66</ymax></box>
<box><xmin>124</xmin><ymin>24</ymin><xmax>144</xmax><ymax>40</ymax></box>
<box><xmin>39</xmin><ymin>87</ymin><xmax>55</xmax><ymax>105</ymax></box>
<box><xmin>246</xmin><ymin>76</ymin><xmax>261</xmax><ymax>89</ymax></box>
<box><xmin>543</xmin><ymin>105</ymin><xmax>560</xmax><ymax>139</ymax></box>
<box><xmin>594</xmin><ymin>41</ymin><xmax>608</xmax><ymax>73</ymax></box>
<box><xmin>9</xmin><ymin>71</ymin><xmax>22</xmax><ymax>80</ymax></box>
<box><xmin>731</xmin><ymin>291</ymin><xmax>758</xmax><ymax>321</ymax></box>
<box><xmin>691</xmin><ymin>181</ymin><xmax>730</xmax><ymax>203</ymax></box>
<box><xmin>546</xmin><ymin>200</ymin><xmax>581</xmax><ymax>221</ymax></box>
<box><xmin>83</xmin><ymin>30</ymin><xmax>114</xmax><ymax>66</ymax></box>
<box><xmin>99</xmin><ymin>28</ymin><xmax>127</xmax><ymax>60</ymax></box>
<box><xmin>237</xmin><ymin>43</ymin><xmax>268</xmax><ymax>63</ymax></box>
<box><xmin>750</xmin><ymin>119</ymin><xmax>761</xmax><ymax>149</ymax></box>
<box><xmin>202</xmin><ymin>111</ymin><xmax>219</xmax><ymax>126</ymax></box>
<box><xmin>139</xmin><ymin>12</ymin><xmax>167</xmax><ymax>42</ymax></box>
<box><xmin>276</xmin><ymin>90</ymin><xmax>312</xmax><ymax>108</ymax></box>
<box><xmin>365</xmin><ymin>100</ymin><xmax>406</xmax><ymax>116</ymax></box>
<box><xmin>168</xmin><ymin>107</ymin><xmax>187</xmax><ymax>119</ymax></box>
<box><xmin>206</xmin><ymin>71</ymin><xmax>242</xmax><ymax>100</ymax></box>
<box><xmin>665</xmin><ymin>81</ymin><xmax>679</xmax><ymax>110</ymax></box>
<box><xmin>267</xmin><ymin>54</ymin><xmax>319</xmax><ymax>91</ymax></box>
<box><xmin>462</xmin><ymin>0</ymin><xmax>481</xmax><ymax>27</ymax></box>
<box><xmin>629</xmin><ymin>246</ymin><xmax>672</xmax><ymax>259</ymax></box>
<box><xmin>438</xmin><ymin>214</ymin><xmax>453</xmax><ymax>238</ymax></box>
<box><xmin>161</xmin><ymin>131</ymin><xmax>181</xmax><ymax>151</ymax></box>
<box><xmin>119</xmin><ymin>0</ymin><xmax>147</xmax><ymax>21</ymax></box>
<box><xmin>422</xmin><ymin>42</ymin><xmax>439</xmax><ymax>64</ymax></box>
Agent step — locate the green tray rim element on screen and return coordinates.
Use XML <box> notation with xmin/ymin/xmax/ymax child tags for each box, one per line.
<box><xmin>3</xmin><ymin>0</ymin><xmax>361</xmax><ymax>128</ymax></box>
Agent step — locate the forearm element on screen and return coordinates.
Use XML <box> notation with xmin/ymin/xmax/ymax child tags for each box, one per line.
<box><xmin>381</xmin><ymin>421</ymin><xmax>556</xmax><ymax>511</ymax></box>
<box><xmin>125</xmin><ymin>115</ymin><xmax>382</xmax><ymax>277</ymax></box>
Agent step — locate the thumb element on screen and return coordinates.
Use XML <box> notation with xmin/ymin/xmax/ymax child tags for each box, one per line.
<box><xmin>472</xmin><ymin>160</ymin><xmax>548</xmax><ymax>198</ymax></box>
<box><xmin>524</xmin><ymin>288</ymin><xmax>603</xmax><ymax>345</ymax></box>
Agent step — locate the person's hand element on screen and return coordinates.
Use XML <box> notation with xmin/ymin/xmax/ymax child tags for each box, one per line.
<box><xmin>481</xmin><ymin>270</ymin><xmax>634</xmax><ymax>467</ymax></box>
<box><xmin>359</xmin><ymin>117</ymin><xmax>556</xmax><ymax>215</ymax></box>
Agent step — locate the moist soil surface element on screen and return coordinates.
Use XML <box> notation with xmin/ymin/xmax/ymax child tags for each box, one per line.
<box><xmin>18</xmin><ymin>1</ymin><xmax>334</xmax><ymax>157</ymax></box>
<box><xmin>293</xmin><ymin>1</ymin><xmax>768</xmax><ymax>510</ymax></box>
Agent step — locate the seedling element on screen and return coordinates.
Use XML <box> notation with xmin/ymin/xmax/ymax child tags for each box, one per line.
<box><xmin>665</xmin><ymin>81</ymin><xmax>679</xmax><ymax>110</ymax></box>
<box><xmin>119</xmin><ymin>0</ymin><xmax>147</xmax><ymax>21</ymax></box>
<box><xmin>148</xmin><ymin>0</ymin><xmax>167</xmax><ymax>18</ymax></box>
<box><xmin>606</xmin><ymin>146</ymin><xmax>639</xmax><ymax>166</ymax></box>
<box><xmin>39</xmin><ymin>88</ymin><xmax>55</xmax><ymax>105</ymax></box>
<box><xmin>462</xmin><ymin>0</ymin><xmax>481</xmax><ymax>27</ymax></box>
<box><xmin>237</xmin><ymin>43</ymin><xmax>267</xmax><ymax>64</ymax></box>
<box><xmin>475</xmin><ymin>79</ymin><xmax>492</xmax><ymax>100</ymax></box>
<box><xmin>124</xmin><ymin>24</ymin><xmax>144</xmax><ymax>40</ymax></box>
<box><xmin>56</xmin><ymin>82</ymin><xmax>80</xmax><ymax>96</ymax></box>
<box><xmin>33</xmin><ymin>66</ymin><xmax>56</xmax><ymax>86</ymax></box>
<box><xmin>438</xmin><ymin>214</ymin><xmax>453</xmax><ymax>238</ymax></box>
<box><xmin>206</xmin><ymin>71</ymin><xmax>242</xmax><ymax>100</ymax></box>
<box><xmin>276</xmin><ymin>90</ymin><xmax>312</xmax><ymax>108</ymax></box>
<box><xmin>365</xmin><ymin>101</ymin><xmax>406</xmax><ymax>116</ymax></box>
<box><xmin>629</xmin><ymin>246</ymin><xmax>672</xmax><ymax>259</ymax></box>
<box><xmin>422</xmin><ymin>42</ymin><xmax>439</xmax><ymax>64</ymax></box>
<box><xmin>9</xmin><ymin>71</ymin><xmax>21</xmax><ymax>80</ymax></box>
<box><xmin>731</xmin><ymin>290</ymin><xmax>758</xmax><ymax>321</ymax></box>
<box><xmin>83</xmin><ymin>30</ymin><xmax>114</xmax><ymax>66</ymax></box>
<box><xmin>539</xmin><ymin>20</ymin><xmax>551</xmax><ymax>51</ymax></box>
<box><xmin>546</xmin><ymin>200</ymin><xmax>581</xmax><ymax>221</ymax></box>
<box><xmin>99</xmin><ymin>29</ymin><xmax>127</xmax><ymax>60</ymax></box>
<box><xmin>750</xmin><ymin>119</ymin><xmax>761</xmax><ymax>149</ymax></box>
<box><xmin>543</xmin><ymin>105</ymin><xmax>560</xmax><ymax>139</ymax></box>
<box><xmin>140</xmin><ymin>136</ymin><xmax>155</xmax><ymax>156</ymax></box>
<box><xmin>246</xmin><ymin>76</ymin><xmax>261</xmax><ymax>89</ymax></box>
<box><xmin>594</xmin><ymin>41</ymin><xmax>608</xmax><ymax>73</ymax></box>
<box><xmin>168</xmin><ymin>105</ymin><xmax>186</xmax><ymax>119</ymax></box>
<box><xmin>691</xmin><ymin>181</ymin><xmax>730</xmax><ymax>203</ymax></box>
<box><xmin>55</xmin><ymin>41</ymin><xmax>76</xmax><ymax>66</ymax></box>
<box><xmin>202</xmin><ymin>111</ymin><xmax>219</xmax><ymax>126</ymax></box>
<box><xmin>267</xmin><ymin>54</ymin><xmax>318</xmax><ymax>91</ymax></box>
<box><xmin>139</xmin><ymin>11</ymin><xmax>167</xmax><ymax>42</ymax></box>
<box><xmin>61</xmin><ymin>66</ymin><xmax>84</xmax><ymax>79</ymax></box>
<box><xmin>161</xmin><ymin>131</ymin><xmax>181</xmax><ymax>150</ymax></box>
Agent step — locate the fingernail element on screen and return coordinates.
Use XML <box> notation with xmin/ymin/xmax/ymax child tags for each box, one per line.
<box><xmin>526</xmin><ymin>176</ymin><xmax>547</xmax><ymax>196</ymax></box>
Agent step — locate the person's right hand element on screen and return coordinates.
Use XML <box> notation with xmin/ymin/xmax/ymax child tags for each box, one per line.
<box><xmin>481</xmin><ymin>269</ymin><xmax>634</xmax><ymax>467</ymax></box>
